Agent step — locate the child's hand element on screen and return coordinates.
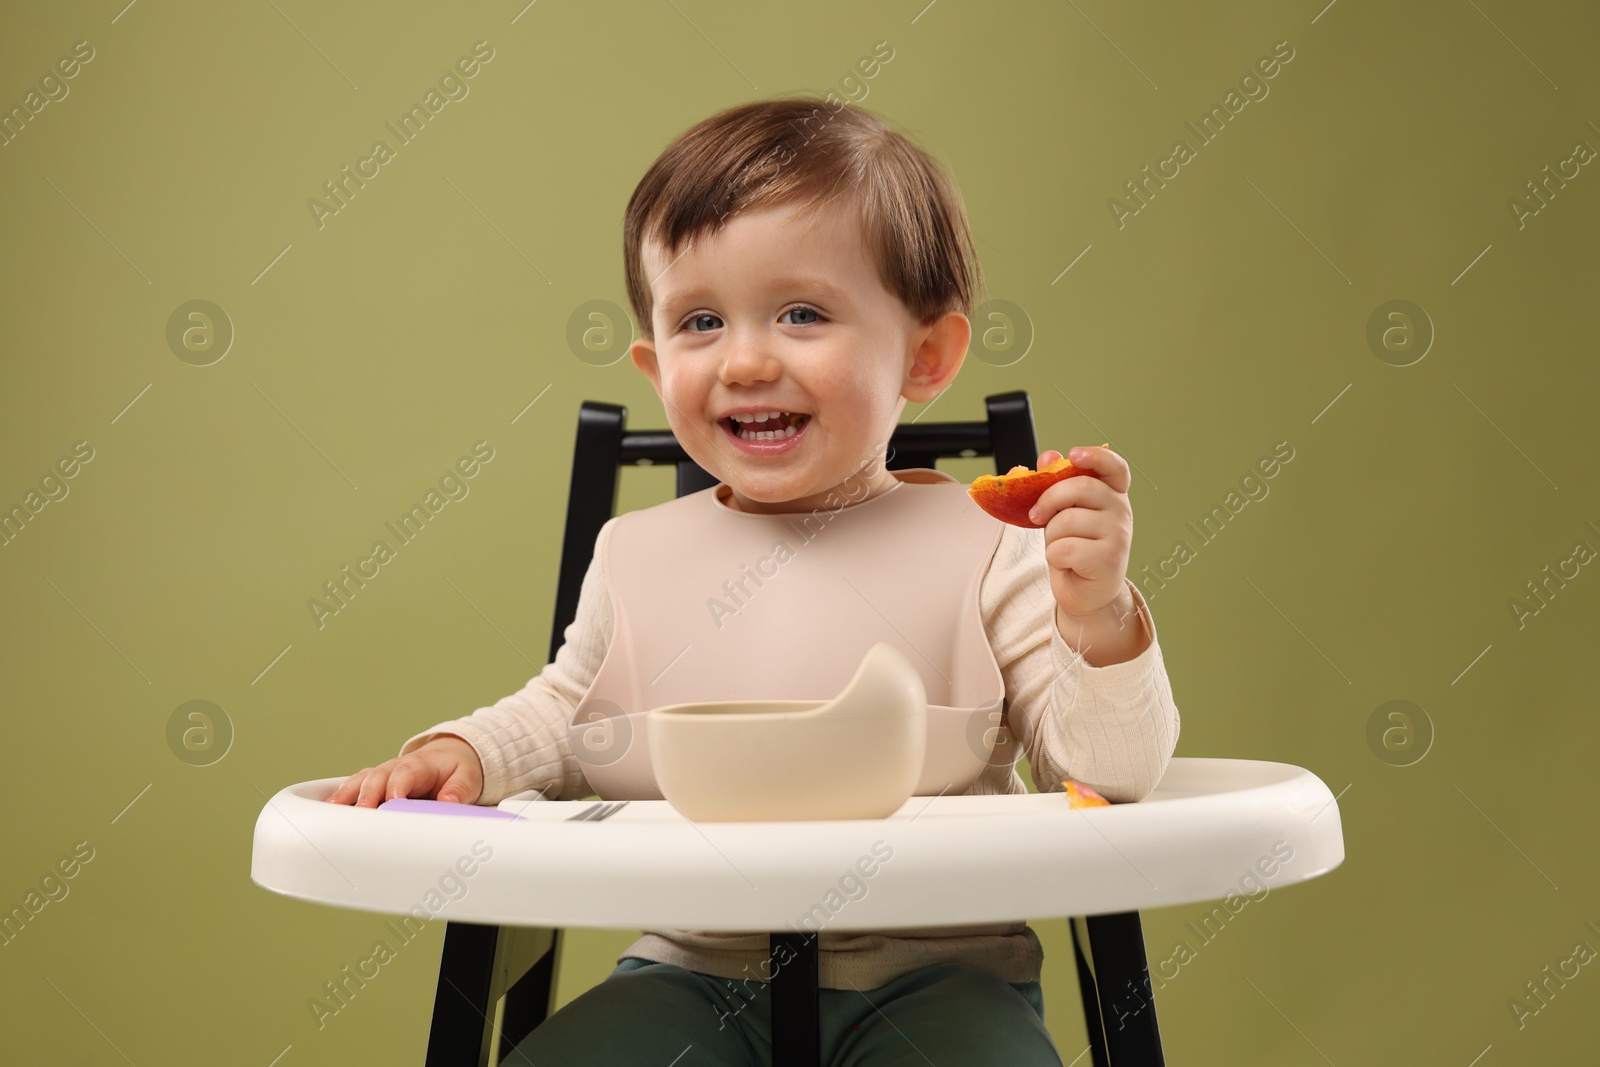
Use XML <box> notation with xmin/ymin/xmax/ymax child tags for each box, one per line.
<box><xmin>1028</xmin><ymin>446</ymin><xmax>1134</xmax><ymax>622</ymax></box>
<box><xmin>324</xmin><ymin>735</ymin><xmax>485</xmax><ymax>808</ymax></box>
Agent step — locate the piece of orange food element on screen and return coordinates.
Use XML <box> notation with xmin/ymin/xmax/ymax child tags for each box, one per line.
<box><xmin>966</xmin><ymin>445</ymin><xmax>1107</xmax><ymax>528</ymax></box>
<box><xmin>1063</xmin><ymin>780</ymin><xmax>1111</xmax><ymax>808</ymax></box>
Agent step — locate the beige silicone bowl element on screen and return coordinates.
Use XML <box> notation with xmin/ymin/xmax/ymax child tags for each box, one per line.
<box><xmin>648</xmin><ymin>642</ymin><xmax>928</xmax><ymax>822</ymax></box>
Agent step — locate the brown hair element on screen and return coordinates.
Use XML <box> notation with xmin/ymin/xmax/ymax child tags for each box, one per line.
<box><xmin>623</xmin><ymin>93</ymin><xmax>985</xmax><ymax>339</ymax></box>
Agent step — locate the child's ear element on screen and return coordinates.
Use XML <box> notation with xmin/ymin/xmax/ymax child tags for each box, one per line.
<box><xmin>629</xmin><ymin>336</ymin><xmax>661</xmax><ymax>392</ymax></box>
<box><xmin>903</xmin><ymin>310</ymin><xmax>970</xmax><ymax>402</ymax></box>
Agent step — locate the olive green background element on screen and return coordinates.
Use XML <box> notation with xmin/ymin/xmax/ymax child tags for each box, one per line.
<box><xmin>3</xmin><ymin>0</ymin><xmax>1597</xmax><ymax>1063</ymax></box>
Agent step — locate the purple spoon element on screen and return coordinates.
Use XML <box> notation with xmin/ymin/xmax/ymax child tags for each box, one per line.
<box><xmin>376</xmin><ymin>798</ymin><xmax>525</xmax><ymax>820</ymax></box>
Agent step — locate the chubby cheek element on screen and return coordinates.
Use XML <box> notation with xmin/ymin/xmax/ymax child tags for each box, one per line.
<box><xmin>656</xmin><ymin>371</ymin><xmax>724</xmax><ymax>456</ymax></box>
<box><xmin>838</xmin><ymin>364</ymin><xmax>901</xmax><ymax>426</ymax></box>
<box><xmin>819</xmin><ymin>353</ymin><xmax>885</xmax><ymax>403</ymax></box>
<box><xmin>656</xmin><ymin>365</ymin><xmax>707</xmax><ymax>416</ymax></box>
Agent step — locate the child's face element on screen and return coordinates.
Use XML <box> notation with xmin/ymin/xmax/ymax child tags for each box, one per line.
<box><xmin>629</xmin><ymin>200</ymin><xmax>969</xmax><ymax>515</ymax></box>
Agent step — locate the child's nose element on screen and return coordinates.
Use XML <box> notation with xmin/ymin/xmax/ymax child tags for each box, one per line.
<box><xmin>718</xmin><ymin>337</ymin><xmax>782</xmax><ymax>383</ymax></box>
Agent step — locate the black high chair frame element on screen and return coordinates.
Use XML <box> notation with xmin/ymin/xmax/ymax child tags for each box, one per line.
<box><xmin>422</xmin><ymin>390</ymin><xmax>1166</xmax><ymax>1066</ymax></box>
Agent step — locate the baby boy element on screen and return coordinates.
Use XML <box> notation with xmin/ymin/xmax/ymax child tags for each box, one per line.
<box><xmin>327</xmin><ymin>93</ymin><xmax>1180</xmax><ymax>1063</ymax></box>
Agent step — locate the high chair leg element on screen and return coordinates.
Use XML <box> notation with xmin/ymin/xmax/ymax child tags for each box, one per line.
<box><xmin>1071</xmin><ymin>917</ymin><xmax>1111</xmax><ymax>1067</ymax></box>
<box><xmin>771</xmin><ymin>931</ymin><xmax>821</xmax><ymax>1066</ymax></box>
<box><xmin>1073</xmin><ymin>912</ymin><xmax>1165</xmax><ymax>1066</ymax></box>
<box><xmin>426</xmin><ymin>921</ymin><xmax>559</xmax><ymax>1067</ymax></box>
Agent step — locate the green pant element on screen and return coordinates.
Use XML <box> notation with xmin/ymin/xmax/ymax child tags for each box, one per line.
<box><xmin>505</xmin><ymin>955</ymin><xmax>1064</xmax><ymax>1065</ymax></box>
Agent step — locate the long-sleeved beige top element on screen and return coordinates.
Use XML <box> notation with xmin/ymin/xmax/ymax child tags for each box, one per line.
<box><xmin>399</xmin><ymin>508</ymin><xmax>1181</xmax><ymax>990</ymax></box>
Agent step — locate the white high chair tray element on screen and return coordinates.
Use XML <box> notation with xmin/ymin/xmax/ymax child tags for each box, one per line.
<box><xmin>250</xmin><ymin>757</ymin><xmax>1344</xmax><ymax>931</ymax></box>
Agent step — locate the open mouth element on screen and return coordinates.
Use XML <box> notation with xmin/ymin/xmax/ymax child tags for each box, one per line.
<box><xmin>722</xmin><ymin>412</ymin><xmax>811</xmax><ymax>442</ymax></box>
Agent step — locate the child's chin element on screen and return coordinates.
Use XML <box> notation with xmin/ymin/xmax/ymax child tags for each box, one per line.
<box><xmin>727</xmin><ymin>476</ymin><xmax>814</xmax><ymax>507</ymax></box>
<box><xmin>730</xmin><ymin>479</ymin><xmax>794</xmax><ymax>500</ymax></box>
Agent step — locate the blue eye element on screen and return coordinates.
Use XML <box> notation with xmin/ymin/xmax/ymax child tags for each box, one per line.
<box><xmin>682</xmin><ymin>313</ymin><xmax>724</xmax><ymax>333</ymax></box>
<box><xmin>782</xmin><ymin>306</ymin><xmax>823</xmax><ymax>326</ymax></box>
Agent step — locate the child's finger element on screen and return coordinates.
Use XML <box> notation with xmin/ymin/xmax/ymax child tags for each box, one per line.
<box><xmin>1031</xmin><ymin>470</ymin><xmax>1120</xmax><ymax>523</ymax></box>
<box><xmin>438</xmin><ymin>769</ymin><xmax>473</xmax><ymax>805</ymax></box>
<box><xmin>333</xmin><ymin>770</ymin><xmax>367</xmax><ymax>805</ymax></box>
<box><xmin>356</xmin><ymin>769</ymin><xmax>390</xmax><ymax>808</ymax></box>
<box><xmin>401</xmin><ymin>760</ymin><xmax>449</xmax><ymax>802</ymax></box>
<box><xmin>1064</xmin><ymin>446</ymin><xmax>1130</xmax><ymax>493</ymax></box>
<box><xmin>387</xmin><ymin>762</ymin><xmax>416</xmax><ymax>802</ymax></box>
